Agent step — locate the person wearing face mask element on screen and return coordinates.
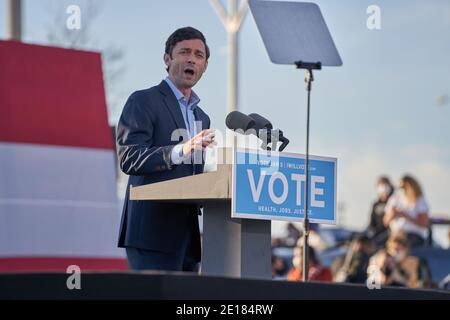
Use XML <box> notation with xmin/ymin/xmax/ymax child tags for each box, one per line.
<box><xmin>366</xmin><ymin>176</ymin><xmax>394</xmax><ymax>245</ymax></box>
<box><xmin>287</xmin><ymin>245</ymin><xmax>333</xmax><ymax>282</ymax></box>
<box><xmin>368</xmin><ymin>232</ymin><xmax>431</xmax><ymax>288</ymax></box>
<box><xmin>383</xmin><ymin>175</ymin><xmax>430</xmax><ymax>247</ymax></box>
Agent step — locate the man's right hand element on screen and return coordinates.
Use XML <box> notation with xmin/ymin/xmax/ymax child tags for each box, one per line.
<box><xmin>182</xmin><ymin>129</ymin><xmax>216</xmax><ymax>156</ymax></box>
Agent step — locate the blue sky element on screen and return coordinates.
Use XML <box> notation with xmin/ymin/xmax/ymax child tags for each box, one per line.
<box><xmin>1</xmin><ymin>0</ymin><xmax>450</xmax><ymax>244</ymax></box>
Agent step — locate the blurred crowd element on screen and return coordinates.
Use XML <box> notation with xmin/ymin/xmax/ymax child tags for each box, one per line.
<box><xmin>271</xmin><ymin>174</ymin><xmax>450</xmax><ymax>290</ymax></box>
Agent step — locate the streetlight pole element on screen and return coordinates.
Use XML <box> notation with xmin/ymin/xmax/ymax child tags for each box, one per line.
<box><xmin>7</xmin><ymin>0</ymin><xmax>22</xmax><ymax>41</ymax></box>
<box><xmin>209</xmin><ymin>0</ymin><xmax>248</xmax><ymax>145</ymax></box>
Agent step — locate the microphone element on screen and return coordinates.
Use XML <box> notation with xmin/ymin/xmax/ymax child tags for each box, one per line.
<box><xmin>225</xmin><ymin>111</ymin><xmax>256</xmax><ymax>132</ymax></box>
<box><xmin>247</xmin><ymin>113</ymin><xmax>290</xmax><ymax>152</ymax></box>
<box><xmin>248</xmin><ymin>113</ymin><xmax>273</xmax><ymax>130</ymax></box>
<box><xmin>225</xmin><ymin>111</ymin><xmax>290</xmax><ymax>151</ymax></box>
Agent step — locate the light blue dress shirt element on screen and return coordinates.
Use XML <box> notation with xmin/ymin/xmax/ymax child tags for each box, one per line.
<box><xmin>164</xmin><ymin>77</ymin><xmax>200</xmax><ymax>165</ymax></box>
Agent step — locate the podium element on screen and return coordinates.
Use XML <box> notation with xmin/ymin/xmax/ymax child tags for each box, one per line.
<box><xmin>129</xmin><ymin>148</ymin><xmax>272</xmax><ymax>279</ymax></box>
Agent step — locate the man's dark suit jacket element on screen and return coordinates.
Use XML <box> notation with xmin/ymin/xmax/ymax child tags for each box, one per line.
<box><xmin>116</xmin><ymin>80</ymin><xmax>210</xmax><ymax>262</ymax></box>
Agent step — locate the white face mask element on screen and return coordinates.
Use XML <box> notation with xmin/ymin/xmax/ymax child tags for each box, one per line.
<box><xmin>292</xmin><ymin>256</ymin><xmax>302</xmax><ymax>268</ymax></box>
<box><xmin>377</xmin><ymin>183</ymin><xmax>391</xmax><ymax>198</ymax></box>
<box><xmin>393</xmin><ymin>250</ymin><xmax>407</xmax><ymax>263</ymax></box>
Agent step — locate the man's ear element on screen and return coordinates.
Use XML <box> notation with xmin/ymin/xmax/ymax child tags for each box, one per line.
<box><xmin>164</xmin><ymin>53</ymin><xmax>171</xmax><ymax>68</ymax></box>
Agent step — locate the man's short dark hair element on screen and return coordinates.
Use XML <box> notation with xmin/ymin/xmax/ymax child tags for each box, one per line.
<box><xmin>165</xmin><ymin>26</ymin><xmax>210</xmax><ymax>61</ymax></box>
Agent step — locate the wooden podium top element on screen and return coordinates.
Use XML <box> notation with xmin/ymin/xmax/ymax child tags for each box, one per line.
<box><xmin>130</xmin><ymin>148</ymin><xmax>233</xmax><ymax>201</ymax></box>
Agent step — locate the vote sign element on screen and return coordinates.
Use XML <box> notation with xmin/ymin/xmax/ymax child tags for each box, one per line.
<box><xmin>232</xmin><ymin>149</ymin><xmax>337</xmax><ymax>224</ymax></box>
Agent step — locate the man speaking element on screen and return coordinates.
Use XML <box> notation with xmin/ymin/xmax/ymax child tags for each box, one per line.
<box><xmin>116</xmin><ymin>27</ymin><xmax>215</xmax><ymax>272</ymax></box>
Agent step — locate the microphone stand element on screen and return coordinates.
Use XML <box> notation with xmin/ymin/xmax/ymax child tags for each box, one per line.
<box><xmin>295</xmin><ymin>60</ymin><xmax>322</xmax><ymax>282</ymax></box>
<box><xmin>258</xmin><ymin>129</ymin><xmax>290</xmax><ymax>151</ymax></box>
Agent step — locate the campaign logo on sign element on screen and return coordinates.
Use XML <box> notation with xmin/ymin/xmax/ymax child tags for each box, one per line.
<box><xmin>232</xmin><ymin>149</ymin><xmax>337</xmax><ymax>224</ymax></box>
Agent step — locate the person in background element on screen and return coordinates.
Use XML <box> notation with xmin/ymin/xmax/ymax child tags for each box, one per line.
<box><xmin>334</xmin><ymin>234</ymin><xmax>375</xmax><ymax>283</ymax></box>
<box><xmin>285</xmin><ymin>223</ymin><xmax>302</xmax><ymax>247</ymax></box>
<box><xmin>287</xmin><ymin>245</ymin><xmax>333</xmax><ymax>282</ymax></box>
<box><xmin>383</xmin><ymin>175</ymin><xmax>430</xmax><ymax>247</ymax></box>
<box><xmin>272</xmin><ymin>255</ymin><xmax>289</xmax><ymax>279</ymax></box>
<box><xmin>366</xmin><ymin>176</ymin><xmax>394</xmax><ymax>246</ymax></box>
<box><xmin>368</xmin><ymin>232</ymin><xmax>432</xmax><ymax>288</ymax></box>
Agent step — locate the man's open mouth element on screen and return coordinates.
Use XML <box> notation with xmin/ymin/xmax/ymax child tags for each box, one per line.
<box><xmin>184</xmin><ymin>68</ymin><xmax>195</xmax><ymax>76</ymax></box>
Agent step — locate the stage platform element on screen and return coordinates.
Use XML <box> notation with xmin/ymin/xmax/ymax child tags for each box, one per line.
<box><xmin>1</xmin><ymin>272</ymin><xmax>449</xmax><ymax>300</ymax></box>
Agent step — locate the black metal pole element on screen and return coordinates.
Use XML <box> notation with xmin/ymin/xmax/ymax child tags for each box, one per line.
<box><xmin>294</xmin><ymin>61</ymin><xmax>320</xmax><ymax>282</ymax></box>
<box><xmin>302</xmin><ymin>68</ymin><xmax>313</xmax><ymax>282</ymax></box>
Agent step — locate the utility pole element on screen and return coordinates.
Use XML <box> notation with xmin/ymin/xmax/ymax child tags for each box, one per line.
<box><xmin>209</xmin><ymin>0</ymin><xmax>248</xmax><ymax>115</ymax></box>
<box><xmin>7</xmin><ymin>0</ymin><xmax>22</xmax><ymax>41</ymax></box>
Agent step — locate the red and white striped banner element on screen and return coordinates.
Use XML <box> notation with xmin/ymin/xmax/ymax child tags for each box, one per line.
<box><xmin>0</xmin><ymin>41</ymin><xmax>126</xmax><ymax>272</ymax></box>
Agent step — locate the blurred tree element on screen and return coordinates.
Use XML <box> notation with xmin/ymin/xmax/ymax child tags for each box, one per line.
<box><xmin>45</xmin><ymin>0</ymin><xmax>126</xmax><ymax>124</ymax></box>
